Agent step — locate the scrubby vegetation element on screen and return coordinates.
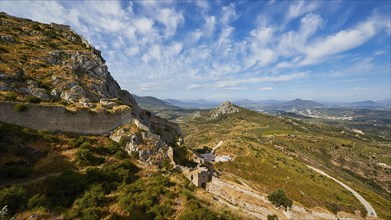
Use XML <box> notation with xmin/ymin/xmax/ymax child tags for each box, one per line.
<box><xmin>182</xmin><ymin>105</ymin><xmax>391</xmax><ymax>218</ymax></box>
<box><xmin>267</xmin><ymin>189</ymin><xmax>292</xmax><ymax>210</ymax></box>
<box><xmin>0</xmin><ymin>122</ymin><xmax>236</xmax><ymax>219</ymax></box>
<box><xmin>14</xmin><ymin>103</ymin><xmax>27</xmax><ymax>112</ymax></box>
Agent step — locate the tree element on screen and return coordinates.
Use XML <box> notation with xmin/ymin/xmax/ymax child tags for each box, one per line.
<box><xmin>0</xmin><ymin>186</ymin><xmax>27</xmax><ymax>214</ymax></box>
<box><xmin>267</xmin><ymin>189</ymin><xmax>292</xmax><ymax>210</ymax></box>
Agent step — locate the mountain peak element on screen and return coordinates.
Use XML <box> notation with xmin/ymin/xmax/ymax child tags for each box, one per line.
<box><xmin>222</xmin><ymin>100</ymin><xmax>233</xmax><ymax>106</ymax></box>
<box><xmin>209</xmin><ymin>101</ymin><xmax>240</xmax><ymax>120</ymax></box>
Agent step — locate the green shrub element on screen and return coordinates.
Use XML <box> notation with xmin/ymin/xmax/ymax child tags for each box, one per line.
<box><xmin>106</xmin><ymin>141</ymin><xmax>121</xmax><ymax>154</ymax></box>
<box><xmin>47</xmin><ymin>42</ymin><xmax>57</xmax><ymax>49</ymax></box>
<box><xmin>161</xmin><ymin>159</ymin><xmax>172</xmax><ymax>170</ymax></box>
<box><xmin>0</xmin><ymin>186</ymin><xmax>27</xmax><ymax>214</ymax></box>
<box><xmin>44</xmin><ymin>30</ymin><xmax>57</xmax><ymax>39</ymax></box>
<box><xmin>73</xmin><ymin>184</ymin><xmax>105</xmax><ymax>219</ymax></box>
<box><xmin>130</xmin><ymin>151</ymin><xmax>139</xmax><ymax>159</ymax></box>
<box><xmin>4</xmin><ymin>93</ymin><xmax>17</xmax><ymax>101</ymax></box>
<box><xmin>80</xmin><ymin>142</ymin><xmax>92</xmax><ymax>149</ymax></box>
<box><xmin>26</xmin><ymin>96</ymin><xmax>41</xmax><ymax>103</ymax></box>
<box><xmin>77</xmin><ymin>185</ymin><xmax>104</xmax><ymax>208</ymax></box>
<box><xmin>267</xmin><ymin>189</ymin><xmax>292</xmax><ymax>210</ymax></box>
<box><xmin>118</xmin><ymin>174</ymin><xmax>173</xmax><ymax>219</ymax></box>
<box><xmin>14</xmin><ymin>103</ymin><xmax>27</xmax><ymax>112</ymax></box>
<box><xmin>119</xmin><ymin>136</ymin><xmax>129</xmax><ymax>147</ymax></box>
<box><xmin>267</xmin><ymin>214</ymin><xmax>278</xmax><ymax>220</ymax></box>
<box><xmin>69</xmin><ymin>136</ymin><xmax>90</xmax><ymax>148</ymax></box>
<box><xmin>75</xmin><ymin>148</ymin><xmax>104</xmax><ymax>165</ymax></box>
<box><xmin>81</xmin><ymin>207</ymin><xmax>102</xmax><ymax>220</ymax></box>
<box><xmin>45</xmin><ymin>170</ymin><xmax>87</xmax><ymax>207</ymax></box>
<box><xmin>114</xmin><ymin>151</ymin><xmax>126</xmax><ymax>160</ymax></box>
<box><xmin>326</xmin><ymin>202</ymin><xmax>341</xmax><ymax>214</ymax></box>
<box><xmin>178</xmin><ymin>200</ymin><xmax>219</xmax><ymax>220</ymax></box>
<box><xmin>31</xmin><ymin>23</ymin><xmax>41</xmax><ymax>30</ymax></box>
<box><xmin>27</xmin><ymin>194</ymin><xmax>50</xmax><ymax>210</ymax></box>
<box><xmin>42</xmin><ymin>134</ymin><xmax>59</xmax><ymax>142</ymax></box>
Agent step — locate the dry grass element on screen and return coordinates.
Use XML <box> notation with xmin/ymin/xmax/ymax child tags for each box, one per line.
<box><xmin>182</xmin><ymin>108</ymin><xmax>391</xmax><ymax>218</ymax></box>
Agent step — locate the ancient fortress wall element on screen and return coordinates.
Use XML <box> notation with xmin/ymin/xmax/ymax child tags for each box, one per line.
<box><xmin>0</xmin><ymin>101</ymin><xmax>133</xmax><ymax>134</ymax></box>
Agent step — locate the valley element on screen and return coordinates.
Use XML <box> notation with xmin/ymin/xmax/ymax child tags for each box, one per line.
<box><xmin>181</xmin><ymin>102</ymin><xmax>391</xmax><ymax>219</ymax></box>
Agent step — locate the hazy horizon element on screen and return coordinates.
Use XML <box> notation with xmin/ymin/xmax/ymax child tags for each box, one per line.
<box><xmin>137</xmin><ymin>95</ymin><xmax>390</xmax><ymax>104</ymax></box>
<box><xmin>3</xmin><ymin>0</ymin><xmax>390</xmax><ymax>102</ymax></box>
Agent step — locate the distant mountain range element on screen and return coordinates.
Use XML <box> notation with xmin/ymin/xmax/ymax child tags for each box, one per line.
<box><xmin>134</xmin><ymin>95</ymin><xmax>391</xmax><ymax>113</ymax></box>
<box><xmin>276</xmin><ymin>98</ymin><xmax>324</xmax><ymax>109</ymax></box>
<box><xmin>163</xmin><ymin>99</ymin><xmax>220</xmax><ymax>109</ymax></box>
<box><xmin>132</xmin><ymin>94</ymin><xmax>180</xmax><ymax>111</ymax></box>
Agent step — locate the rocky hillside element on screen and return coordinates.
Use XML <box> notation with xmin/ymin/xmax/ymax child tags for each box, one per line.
<box><xmin>208</xmin><ymin>101</ymin><xmax>240</xmax><ymax>120</ymax></box>
<box><xmin>0</xmin><ymin>12</ymin><xmax>180</xmax><ymax>144</ymax></box>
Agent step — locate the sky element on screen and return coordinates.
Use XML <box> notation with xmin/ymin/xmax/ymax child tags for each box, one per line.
<box><xmin>1</xmin><ymin>0</ymin><xmax>390</xmax><ymax>102</ymax></box>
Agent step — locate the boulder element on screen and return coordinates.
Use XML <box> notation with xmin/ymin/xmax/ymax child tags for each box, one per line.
<box><xmin>0</xmin><ymin>35</ymin><xmax>15</xmax><ymax>43</ymax></box>
<box><xmin>60</xmin><ymin>85</ymin><xmax>86</xmax><ymax>102</ymax></box>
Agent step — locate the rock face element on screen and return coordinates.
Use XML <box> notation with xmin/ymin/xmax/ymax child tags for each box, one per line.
<box><xmin>192</xmin><ymin>111</ymin><xmax>202</xmax><ymax>120</ymax></box>
<box><xmin>209</xmin><ymin>101</ymin><xmax>240</xmax><ymax>120</ymax></box>
<box><xmin>0</xmin><ymin>13</ymin><xmax>182</xmax><ymax>161</ymax></box>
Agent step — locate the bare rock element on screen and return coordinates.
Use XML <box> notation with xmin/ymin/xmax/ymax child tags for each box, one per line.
<box><xmin>0</xmin><ymin>35</ymin><xmax>15</xmax><ymax>43</ymax></box>
<box><xmin>47</xmin><ymin>50</ymin><xmax>65</xmax><ymax>65</ymax></box>
<box><xmin>28</xmin><ymin>87</ymin><xmax>50</xmax><ymax>101</ymax></box>
<box><xmin>209</xmin><ymin>101</ymin><xmax>240</xmax><ymax>120</ymax></box>
<box><xmin>60</xmin><ymin>85</ymin><xmax>86</xmax><ymax>102</ymax></box>
<box><xmin>192</xmin><ymin>111</ymin><xmax>202</xmax><ymax>120</ymax></box>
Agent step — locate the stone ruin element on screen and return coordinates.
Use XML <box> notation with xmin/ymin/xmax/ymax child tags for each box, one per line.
<box><xmin>177</xmin><ymin>165</ymin><xmax>211</xmax><ymax>188</ymax></box>
<box><xmin>50</xmin><ymin>22</ymin><xmax>70</xmax><ymax>31</ymax></box>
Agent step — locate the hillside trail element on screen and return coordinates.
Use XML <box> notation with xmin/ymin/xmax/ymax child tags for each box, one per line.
<box><xmin>211</xmin><ymin>141</ymin><xmax>224</xmax><ymax>154</ymax></box>
<box><xmin>307</xmin><ymin>165</ymin><xmax>377</xmax><ymax>218</ymax></box>
<box><xmin>1</xmin><ymin>172</ymin><xmax>64</xmax><ymax>187</ymax></box>
<box><xmin>3</xmin><ymin>167</ymin><xmax>84</xmax><ymax>187</ymax></box>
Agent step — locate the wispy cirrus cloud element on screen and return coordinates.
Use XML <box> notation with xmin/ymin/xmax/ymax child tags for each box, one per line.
<box><xmin>2</xmin><ymin>0</ymin><xmax>390</xmax><ymax>101</ymax></box>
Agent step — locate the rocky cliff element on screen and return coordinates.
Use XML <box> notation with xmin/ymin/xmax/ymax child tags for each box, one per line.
<box><xmin>0</xmin><ymin>13</ymin><xmax>181</xmax><ymax>156</ymax></box>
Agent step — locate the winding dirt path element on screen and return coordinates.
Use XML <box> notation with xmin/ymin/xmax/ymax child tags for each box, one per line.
<box><xmin>212</xmin><ymin>141</ymin><xmax>224</xmax><ymax>154</ymax></box>
<box><xmin>307</xmin><ymin>165</ymin><xmax>377</xmax><ymax>218</ymax></box>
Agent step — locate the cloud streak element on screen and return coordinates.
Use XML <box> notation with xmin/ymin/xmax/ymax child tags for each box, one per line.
<box><xmin>2</xmin><ymin>0</ymin><xmax>390</xmax><ymax>101</ymax></box>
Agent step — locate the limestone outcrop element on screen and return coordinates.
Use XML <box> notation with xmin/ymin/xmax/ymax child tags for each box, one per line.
<box><xmin>0</xmin><ymin>13</ymin><xmax>182</xmax><ymax>159</ymax></box>
<box><xmin>209</xmin><ymin>101</ymin><xmax>240</xmax><ymax>120</ymax></box>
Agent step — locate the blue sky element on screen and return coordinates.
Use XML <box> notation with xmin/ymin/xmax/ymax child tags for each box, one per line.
<box><xmin>2</xmin><ymin>0</ymin><xmax>390</xmax><ymax>101</ymax></box>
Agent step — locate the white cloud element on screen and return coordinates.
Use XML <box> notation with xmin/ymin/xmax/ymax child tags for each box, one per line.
<box><xmin>133</xmin><ymin>17</ymin><xmax>154</xmax><ymax>34</ymax></box>
<box><xmin>195</xmin><ymin>0</ymin><xmax>209</xmax><ymax>11</ymax></box>
<box><xmin>2</xmin><ymin>1</ymin><xmax>388</xmax><ymax>100</ymax></box>
<box><xmin>204</xmin><ymin>16</ymin><xmax>217</xmax><ymax>36</ymax></box>
<box><xmin>287</xmin><ymin>1</ymin><xmax>320</xmax><ymax>22</ymax></box>
<box><xmin>260</xmin><ymin>87</ymin><xmax>273</xmax><ymax>91</ymax></box>
<box><xmin>334</xmin><ymin>79</ymin><xmax>365</xmax><ymax>83</ymax></box>
<box><xmin>187</xmin><ymin>84</ymin><xmax>203</xmax><ymax>90</ymax></box>
<box><xmin>345</xmin><ymin>87</ymin><xmax>369</xmax><ymax>91</ymax></box>
<box><xmin>302</xmin><ymin>18</ymin><xmax>378</xmax><ymax>64</ymax></box>
<box><xmin>127</xmin><ymin>47</ymin><xmax>140</xmax><ymax>56</ymax></box>
<box><xmin>156</xmin><ymin>8</ymin><xmax>184</xmax><ymax>38</ymax></box>
<box><xmin>216</xmin><ymin>72</ymin><xmax>306</xmax><ymax>88</ymax></box>
<box><xmin>221</xmin><ymin>3</ymin><xmax>237</xmax><ymax>25</ymax></box>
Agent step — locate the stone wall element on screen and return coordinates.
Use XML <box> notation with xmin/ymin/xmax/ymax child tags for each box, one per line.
<box><xmin>50</xmin><ymin>22</ymin><xmax>70</xmax><ymax>31</ymax></box>
<box><xmin>150</xmin><ymin>115</ymin><xmax>182</xmax><ymax>145</ymax></box>
<box><xmin>0</xmin><ymin>101</ymin><xmax>133</xmax><ymax>134</ymax></box>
